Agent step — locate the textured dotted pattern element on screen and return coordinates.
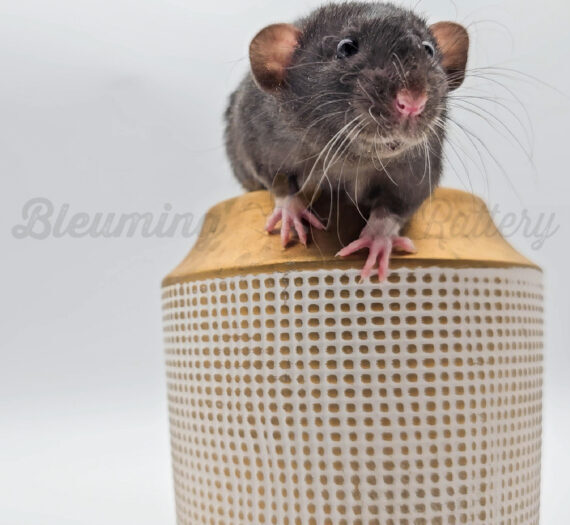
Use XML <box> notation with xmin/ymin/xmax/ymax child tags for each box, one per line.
<box><xmin>162</xmin><ymin>267</ymin><xmax>544</xmax><ymax>525</ymax></box>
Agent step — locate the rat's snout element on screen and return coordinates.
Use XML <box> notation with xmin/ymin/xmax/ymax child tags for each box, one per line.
<box><xmin>395</xmin><ymin>90</ymin><xmax>427</xmax><ymax>118</ymax></box>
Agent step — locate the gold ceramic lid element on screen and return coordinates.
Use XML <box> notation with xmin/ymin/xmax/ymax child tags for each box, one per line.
<box><xmin>163</xmin><ymin>188</ymin><xmax>538</xmax><ymax>286</ymax></box>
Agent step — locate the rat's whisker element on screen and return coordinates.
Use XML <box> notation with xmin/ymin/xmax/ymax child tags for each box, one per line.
<box><xmin>324</xmin><ymin>117</ymin><xmax>367</xmax><ymax>176</ymax></box>
<box><xmin>327</xmin><ymin>121</ymin><xmax>366</xmax><ymax>228</ymax></box>
<box><xmin>357</xmin><ymin>79</ymin><xmax>377</xmax><ymax>106</ymax></box>
<box><xmin>315</xmin><ymin>117</ymin><xmax>368</xmax><ymax>224</ymax></box>
<box><xmin>391</xmin><ymin>54</ymin><xmax>407</xmax><ymax>90</ymax></box>
<box><xmin>275</xmin><ymin>110</ymin><xmax>350</xmax><ymax>169</ymax></box>
<box><xmin>461</xmin><ymin>70</ymin><xmax>535</xmax><ymax>130</ymax></box>
<box><xmin>438</xmin><ymin>109</ymin><xmax>493</xmax><ymax>190</ymax></box>
<box><xmin>286</xmin><ymin>60</ymin><xmax>334</xmax><ymax>70</ymax></box>
<box><xmin>372</xmin><ymin>129</ymin><xmax>398</xmax><ymax>187</ymax></box>
<box><xmin>302</xmin><ymin>115</ymin><xmax>363</xmax><ymax>206</ymax></box>
<box><xmin>447</xmin><ymin>98</ymin><xmax>535</xmax><ymax>168</ymax></box>
<box><xmin>428</xmin><ymin>114</ymin><xmax>478</xmax><ymax>197</ymax></box>
<box><xmin>447</xmin><ymin>116</ymin><xmax>523</xmax><ymax>204</ymax></box>
<box><xmin>448</xmin><ymin>93</ymin><xmax>534</xmax><ymax>147</ymax></box>
<box><xmin>468</xmin><ymin>65</ymin><xmax>568</xmax><ymax>101</ymax></box>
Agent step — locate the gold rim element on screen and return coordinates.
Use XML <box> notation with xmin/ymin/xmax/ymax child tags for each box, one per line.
<box><xmin>163</xmin><ymin>188</ymin><xmax>539</xmax><ymax>287</ymax></box>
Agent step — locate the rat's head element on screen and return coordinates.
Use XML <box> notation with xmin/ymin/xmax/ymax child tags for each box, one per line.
<box><xmin>249</xmin><ymin>2</ymin><xmax>469</xmax><ymax>156</ymax></box>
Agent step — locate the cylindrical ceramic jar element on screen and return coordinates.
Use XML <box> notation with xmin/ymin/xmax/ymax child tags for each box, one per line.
<box><xmin>162</xmin><ymin>189</ymin><xmax>544</xmax><ymax>525</ymax></box>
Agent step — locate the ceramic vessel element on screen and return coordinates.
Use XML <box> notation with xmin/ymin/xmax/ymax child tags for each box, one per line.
<box><xmin>162</xmin><ymin>188</ymin><xmax>543</xmax><ymax>524</ymax></box>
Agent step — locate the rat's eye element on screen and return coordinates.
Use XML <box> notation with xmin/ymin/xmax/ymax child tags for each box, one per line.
<box><xmin>423</xmin><ymin>41</ymin><xmax>435</xmax><ymax>58</ymax></box>
<box><xmin>336</xmin><ymin>38</ymin><xmax>358</xmax><ymax>59</ymax></box>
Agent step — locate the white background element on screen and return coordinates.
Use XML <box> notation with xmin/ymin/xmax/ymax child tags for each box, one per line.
<box><xmin>1</xmin><ymin>0</ymin><xmax>568</xmax><ymax>523</ymax></box>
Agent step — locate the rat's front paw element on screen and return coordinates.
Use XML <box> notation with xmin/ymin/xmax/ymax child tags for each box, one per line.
<box><xmin>337</xmin><ymin>235</ymin><xmax>415</xmax><ymax>282</ymax></box>
<box><xmin>265</xmin><ymin>195</ymin><xmax>325</xmax><ymax>248</ymax></box>
<box><xmin>336</xmin><ymin>213</ymin><xmax>415</xmax><ymax>281</ymax></box>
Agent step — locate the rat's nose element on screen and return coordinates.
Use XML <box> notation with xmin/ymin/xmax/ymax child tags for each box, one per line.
<box><xmin>396</xmin><ymin>90</ymin><xmax>427</xmax><ymax>117</ymax></box>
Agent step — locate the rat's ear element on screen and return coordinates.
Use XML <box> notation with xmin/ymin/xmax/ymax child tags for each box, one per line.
<box><xmin>430</xmin><ymin>22</ymin><xmax>469</xmax><ymax>90</ymax></box>
<box><xmin>249</xmin><ymin>23</ymin><xmax>301</xmax><ymax>93</ymax></box>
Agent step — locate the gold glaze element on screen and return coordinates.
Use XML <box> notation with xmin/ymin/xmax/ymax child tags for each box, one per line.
<box><xmin>163</xmin><ymin>188</ymin><xmax>538</xmax><ymax>286</ymax></box>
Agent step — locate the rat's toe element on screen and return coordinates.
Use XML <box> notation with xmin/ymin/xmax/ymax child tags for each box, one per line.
<box><xmin>280</xmin><ymin>214</ymin><xmax>292</xmax><ymax>247</ymax></box>
<box><xmin>360</xmin><ymin>241</ymin><xmax>382</xmax><ymax>281</ymax></box>
<box><xmin>377</xmin><ymin>242</ymin><xmax>393</xmax><ymax>282</ymax></box>
<box><xmin>302</xmin><ymin>210</ymin><xmax>326</xmax><ymax>231</ymax></box>
<box><xmin>393</xmin><ymin>236</ymin><xmax>416</xmax><ymax>253</ymax></box>
<box><xmin>293</xmin><ymin>218</ymin><xmax>307</xmax><ymax>246</ymax></box>
<box><xmin>336</xmin><ymin>238</ymin><xmax>369</xmax><ymax>258</ymax></box>
<box><xmin>265</xmin><ymin>209</ymin><xmax>283</xmax><ymax>233</ymax></box>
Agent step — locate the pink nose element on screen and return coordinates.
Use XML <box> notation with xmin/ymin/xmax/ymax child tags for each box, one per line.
<box><xmin>396</xmin><ymin>91</ymin><xmax>427</xmax><ymax>117</ymax></box>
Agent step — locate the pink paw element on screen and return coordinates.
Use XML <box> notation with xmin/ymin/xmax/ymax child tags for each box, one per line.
<box><xmin>265</xmin><ymin>196</ymin><xmax>325</xmax><ymax>247</ymax></box>
<box><xmin>337</xmin><ymin>235</ymin><xmax>416</xmax><ymax>282</ymax></box>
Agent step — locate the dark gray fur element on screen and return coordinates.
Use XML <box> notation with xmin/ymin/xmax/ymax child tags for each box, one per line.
<box><xmin>224</xmin><ymin>2</ymin><xmax>452</xmax><ymax>223</ymax></box>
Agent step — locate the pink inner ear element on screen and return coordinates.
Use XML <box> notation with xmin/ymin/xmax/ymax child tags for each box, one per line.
<box><xmin>250</xmin><ymin>23</ymin><xmax>300</xmax><ymax>92</ymax></box>
<box><xmin>430</xmin><ymin>22</ymin><xmax>469</xmax><ymax>89</ymax></box>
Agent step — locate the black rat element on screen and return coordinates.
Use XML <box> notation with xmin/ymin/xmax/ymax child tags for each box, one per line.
<box><xmin>225</xmin><ymin>1</ymin><xmax>469</xmax><ymax>280</ymax></box>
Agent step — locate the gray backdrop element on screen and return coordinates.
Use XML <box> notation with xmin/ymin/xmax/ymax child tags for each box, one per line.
<box><xmin>1</xmin><ymin>0</ymin><xmax>568</xmax><ymax>523</ymax></box>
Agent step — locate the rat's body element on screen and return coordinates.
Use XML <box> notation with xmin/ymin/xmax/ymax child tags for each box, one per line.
<box><xmin>225</xmin><ymin>2</ymin><xmax>469</xmax><ymax>280</ymax></box>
